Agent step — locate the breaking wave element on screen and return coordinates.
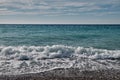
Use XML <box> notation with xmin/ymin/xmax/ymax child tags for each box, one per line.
<box><xmin>0</xmin><ymin>45</ymin><xmax>120</xmax><ymax>75</ymax></box>
<box><xmin>0</xmin><ymin>45</ymin><xmax>120</xmax><ymax>60</ymax></box>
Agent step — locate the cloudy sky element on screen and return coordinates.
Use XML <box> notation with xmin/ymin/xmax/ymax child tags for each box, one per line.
<box><xmin>0</xmin><ymin>0</ymin><xmax>120</xmax><ymax>24</ymax></box>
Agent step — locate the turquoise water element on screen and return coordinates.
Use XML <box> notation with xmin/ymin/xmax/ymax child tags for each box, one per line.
<box><xmin>0</xmin><ymin>24</ymin><xmax>120</xmax><ymax>75</ymax></box>
<box><xmin>0</xmin><ymin>24</ymin><xmax>120</xmax><ymax>50</ymax></box>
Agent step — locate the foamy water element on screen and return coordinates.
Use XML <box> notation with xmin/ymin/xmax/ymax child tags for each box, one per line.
<box><xmin>0</xmin><ymin>45</ymin><xmax>120</xmax><ymax>75</ymax></box>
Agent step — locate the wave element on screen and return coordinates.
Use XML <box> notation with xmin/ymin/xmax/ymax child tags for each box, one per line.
<box><xmin>0</xmin><ymin>45</ymin><xmax>120</xmax><ymax>60</ymax></box>
<box><xmin>0</xmin><ymin>45</ymin><xmax>120</xmax><ymax>75</ymax></box>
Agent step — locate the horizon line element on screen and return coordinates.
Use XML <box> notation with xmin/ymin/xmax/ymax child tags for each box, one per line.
<box><xmin>0</xmin><ymin>23</ymin><xmax>120</xmax><ymax>25</ymax></box>
<box><xmin>0</xmin><ymin>24</ymin><xmax>120</xmax><ymax>25</ymax></box>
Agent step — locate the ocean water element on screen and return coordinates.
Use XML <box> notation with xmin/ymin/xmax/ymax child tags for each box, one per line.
<box><xmin>0</xmin><ymin>24</ymin><xmax>120</xmax><ymax>49</ymax></box>
<box><xmin>0</xmin><ymin>24</ymin><xmax>120</xmax><ymax>75</ymax></box>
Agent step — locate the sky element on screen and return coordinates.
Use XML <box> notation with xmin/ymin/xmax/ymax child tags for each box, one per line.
<box><xmin>0</xmin><ymin>0</ymin><xmax>120</xmax><ymax>24</ymax></box>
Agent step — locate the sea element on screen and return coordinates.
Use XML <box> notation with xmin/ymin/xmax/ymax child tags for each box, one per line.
<box><xmin>0</xmin><ymin>24</ymin><xmax>120</xmax><ymax>75</ymax></box>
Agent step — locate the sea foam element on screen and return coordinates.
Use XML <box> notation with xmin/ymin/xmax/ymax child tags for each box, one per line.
<box><xmin>0</xmin><ymin>45</ymin><xmax>120</xmax><ymax>60</ymax></box>
<box><xmin>0</xmin><ymin>45</ymin><xmax>120</xmax><ymax>75</ymax></box>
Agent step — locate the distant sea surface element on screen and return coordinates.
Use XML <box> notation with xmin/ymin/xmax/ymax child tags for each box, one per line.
<box><xmin>0</xmin><ymin>24</ymin><xmax>120</xmax><ymax>49</ymax></box>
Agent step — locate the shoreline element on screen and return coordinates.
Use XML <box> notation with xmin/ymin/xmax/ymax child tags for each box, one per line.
<box><xmin>0</xmin><ymin>68</ymin><xmax>120</xmax><ymax>80</ymax></box>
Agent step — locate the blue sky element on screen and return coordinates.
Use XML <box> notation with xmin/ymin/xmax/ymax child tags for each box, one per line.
<box><xmin>0</xmin><ymin>0</ymin><xmax>120</xmax><ymax>24</ymax></box>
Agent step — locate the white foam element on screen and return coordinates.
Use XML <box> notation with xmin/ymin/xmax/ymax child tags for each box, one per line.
<box><xmin>0</xmin><ymin>45</ymin><xmax>120</xmax><ymax>75</ymax></box>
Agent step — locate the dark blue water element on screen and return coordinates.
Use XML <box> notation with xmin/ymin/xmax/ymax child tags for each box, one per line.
<box><xmin>0</xmin><ymin>24</ymin><xmax>120</xmax><ymax>50</ymax></box>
